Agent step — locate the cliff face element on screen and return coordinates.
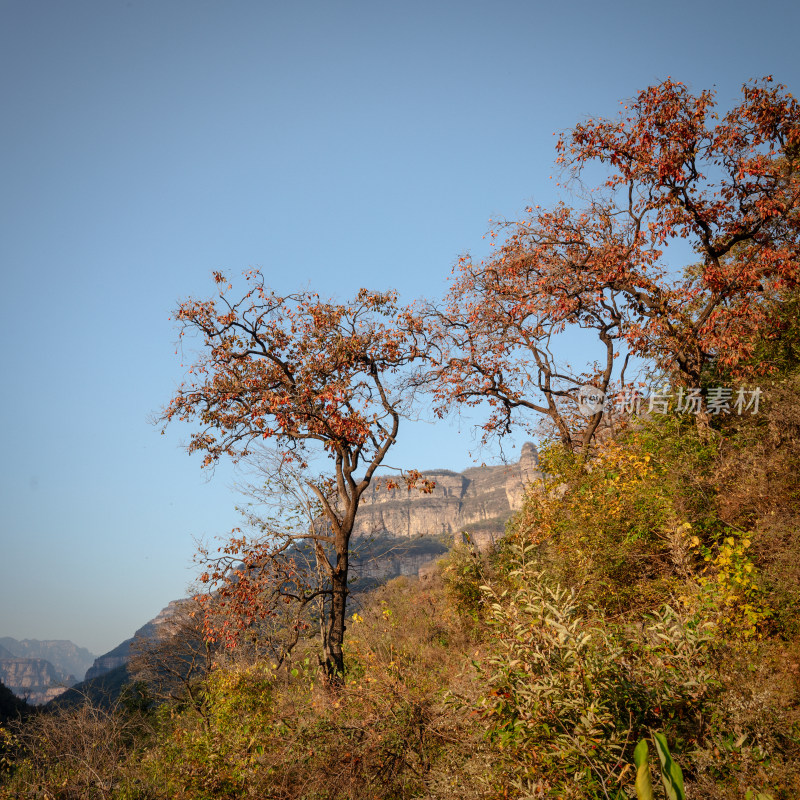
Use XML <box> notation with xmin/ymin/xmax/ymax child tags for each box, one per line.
<box><xmin>0</xmin><ymin>658</ymin><xmax>69</xmax><ymax>705</ymax></box>
<box><xmin>352</xmin><ymin>443</ymin><xmax>540</xmax><ymax>551</ymax></box>
<box><xmin>84</xmin><ymin>600</ymin><xmax>186</xmax><ymax>681</ymax></box>
<box><xmin>84</xmin><ymin>650</ymin><xmax>131</xmax><ymax>682</ymax></box>
<box><xmin>0</xmin><ymin>638</ymin><xmax>95</xmax><ymax>681</ymax></box>
<box><xmin>0</xmin><ymin>638</ymin><xmax>96</xmax><ymax>705</ymax></box>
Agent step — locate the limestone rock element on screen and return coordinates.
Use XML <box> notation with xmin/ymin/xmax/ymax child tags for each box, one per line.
<box><xmin>0</xmin><ymin>658</ymin><xmax>70</xmax><ymax>705</ymax></box>
<box><xmin>353</xmin><ymin>443</ymin><xmax>540</xmax><ymax>551</ymax></box>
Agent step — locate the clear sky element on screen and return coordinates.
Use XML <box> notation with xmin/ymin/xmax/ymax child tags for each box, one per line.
<box><xmin>2</xmin><ymin>0</ymin><xmax>798</xmax><ymax>656</ymax></box>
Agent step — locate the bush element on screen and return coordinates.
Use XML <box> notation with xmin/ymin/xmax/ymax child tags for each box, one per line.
<box><xmin>132</xmin><ymin>576</ymin><xmax>484</xmax><ymax>800</ymax></box>
<box><xmin>1</xmin><ymin>698</ymin><xmax>153</xmax><ymax>800</ymax></box>
<box><xmin>464</xmin><ymin>540</ymin><xmax>717</xmax><ymax>799</ymax></box>
<box><xmin>441</xmin><ymin>543</ymin><xmax>489</xmax><ymax>622</ymax></box>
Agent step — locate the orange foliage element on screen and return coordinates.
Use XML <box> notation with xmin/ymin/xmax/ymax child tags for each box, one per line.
<box><xmin>426</xmin><ymin>78</ymin><xmax>800</xmax><ymax>454</ymax></box>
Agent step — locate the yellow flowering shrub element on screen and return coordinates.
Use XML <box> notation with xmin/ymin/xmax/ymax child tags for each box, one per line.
<box><xmin>692</xmin><ymin>530</ymin><xmax>772</xmax><ymax>640</ymax></box>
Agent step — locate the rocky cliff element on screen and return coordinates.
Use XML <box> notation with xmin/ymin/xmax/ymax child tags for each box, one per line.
<box><xmin>0</xmin><ymin>638</ymin><xmax>95</xmax><ymax>681</ymax></box>
<box><xmin>84</xmin><ymin>600</ymin><xmax>186</xmax><ymax>681</ymax></box>
<box><xmin>0</xmin><ymin>658</ymin><xmax>70</xmax><ymax>705</ymax></box>
<box><xmin>352</xmin><ymin>442</ymin><xmax>540</xmax><ymax>551</ymax></box>
<box><xmin>0</xmin><ymin>638</ymin><xmax>96</xmax><ymax>705</ymax></box>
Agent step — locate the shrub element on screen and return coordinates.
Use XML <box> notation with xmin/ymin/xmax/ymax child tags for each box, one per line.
<box><xmin>1</xmin><ymin>698</ymin><xmax>153</xmax><ymax>800</ymax></box>
<box><xmin>465</xmin><ymin>540</ymin><xmax>717</xmax><ymax>799</ymax></box>
<box><xmin>441</xmin><ymin>543</ymin><xmax>489</xmax><ymax>622</ymax></box>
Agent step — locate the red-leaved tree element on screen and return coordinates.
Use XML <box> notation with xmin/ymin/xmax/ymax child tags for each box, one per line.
<box><xmin>427</xmin><ymin>77</ymin><xmax>800</xmax><ymax>452</ymax></box>
<box><xmin>556</xmin><ymin>76</ymin><xmax>800</xmax><ymax>384</ymax></box>
<box><xmin>163</xmin><ymin>272</ymin><xmax>427</xmax><ymax>679</ymax></box>
<box><xmin>424</xmin><ymin>213</ymin><xmax>630</xmax><ymax>457</ymax></box>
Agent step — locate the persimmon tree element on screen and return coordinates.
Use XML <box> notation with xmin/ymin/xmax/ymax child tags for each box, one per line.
<box><xmin>555</xmin><ymin>76</ymin><xmax>800</xmax><ymax>384</ymax></box>
<box><xmin>192</xmin><ymin>456</ymin><xmax>346</xmax><ymax>675</ymax></box>
<box><xmin>424</xmin><ymin>215</ymin><xmax>630</xmax><ymax>458</ymax></box>
<box><xmin>163</xmin><ymin>271</ymin><xmax>427</xmax><ymax>679</ymax></box>
<box><xmin>193</xmin><ymin>530</ymin><xmax>323</xmax><ymax>674</ymax></box>
<box><xmin>427</xmin><ymin>77</ymin><xmax>800</xmax><ymax>451</ymax></box>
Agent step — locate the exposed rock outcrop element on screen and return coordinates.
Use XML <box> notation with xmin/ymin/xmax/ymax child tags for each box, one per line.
<box><xmin>0</xmin><ymin>658</ymin><xmax>70</xmax><ymax>705</ymax></box>
<box><xmin>0</xmin><ymin>639</ymin><xmax>96</xmax><ymax>705</ymax></box>
<box><xmin>0</xmin><ymin>638</ymin><xmax>95</xmax><ymax>681</ymax></box>
<box><xmin>83</xmin><ymin>648</ymin><xmax>131</xmax><ymax>682</ymax></box>
<box><xmin>84</xmin><ymin>600</ymin><xmax>186</xmax><ymax>681</ymax></box>
<box><xmin>353</xmin><ymin>442</ymin><xmax>540</xmax><ymax>551</ymax></box>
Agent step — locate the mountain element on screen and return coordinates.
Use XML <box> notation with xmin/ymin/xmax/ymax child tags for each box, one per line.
<box><xmin>0</xmin><ymin>678</ymin><xmax>31</xmax><ymax>724</ymax></box>
<box><xmin>349</xmin><ymin>532</ymin><xmax>450</xmax><ymax>585</ymax></box>
<box><xmin>0</xmin><ymin>638</ymin><xmax>96</xmax><ymax>680</ymax></box>
<box><xmin>304</xmin><ymin>443</ymin><xmax>540</xmax><ymax>584</ymax></box>
<box><xmin>352</xmin><ymin>442</ymin><xmax>540</xmax><ymax>550</ymax></box>
<box><xmin>83</xmin><ymin>639</ymin><xmax>135</xmax><ymax>683</ymax></box>
<box><xmin>0</xmin><ymin>638</ymin><xmax>97</xmax><ymax>705</ymax></box>
<box><xmin>47</xmin><ymin>664</ymin><xmax>132</xmax><ymax>711</ymax></box>
<box><xmin>82</xmin><ymin>599</ymin><xmax>187</xmax><ymax>682</ymax></box>
<box><xmin>0</xmin><ymin>658</ymin><xmax>71</xmax><ymax>705</ymax></box>
<box><xmin>51</xmin><ymin>599</ymin><xmax>194</xmax><ymax>709</ymax></box>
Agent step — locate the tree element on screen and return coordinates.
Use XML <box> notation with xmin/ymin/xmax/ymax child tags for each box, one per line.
<box><xmin>424</xmin><ymin>217</ymin><xmax>629</xmax><ymax>458</ymax></box>
<box><xmin>426</xmin><ymin>77</ymin><xmax>800</xmax><ymax>450</ymax></box>
<box><xmin>163</xmin><ymin>272</ymin><xmax>427</xmax><ymax>679</ymax></box>
<box><xmin>191</xmin><ymin>456</ymin><xmax>346</xmax><ymax>675</ymax></box>
<box><xmin>555</xmin><ymin>76</ymin><xmax>800</xmax><ymax>385</ymax></box>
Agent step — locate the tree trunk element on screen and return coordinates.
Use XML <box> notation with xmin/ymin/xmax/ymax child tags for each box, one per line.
<box><xmin>323</xmin><ymin>545</ymin><xmax>349</xmax><ymax>682</ymax></box>
<box><xmin>694</xmin><ymin>406</ymin><xmax>715</xmax><ymax>442</ymax></box>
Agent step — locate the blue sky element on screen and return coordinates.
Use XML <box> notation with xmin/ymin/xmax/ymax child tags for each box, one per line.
<box><xmin>2</xmin><ymin>0</ymin><xmax>798</xmax><ymax>656</ymax></box>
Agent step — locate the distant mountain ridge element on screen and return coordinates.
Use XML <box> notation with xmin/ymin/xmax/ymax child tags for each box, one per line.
<box><xmin>0</xmin><ymin>637</ymin><xmax>96</xmax><ymax>680</ymax></box>
<box><xmin>0</xmin><ymin>658</ymin><xmax>69</xmax><ymax>705</ymax></box>
<box><xmin>0</xmin><ymin>639</ymin><xmax>96</xmax><ymax>705</ymax></box>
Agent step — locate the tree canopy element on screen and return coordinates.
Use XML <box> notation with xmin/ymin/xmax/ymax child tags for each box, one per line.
<box><xmin>424</xmin><ymin>78</ymin><xmax>800</xmax><ymax>454</ymax></box>
<box><xmin>163</xmin><ymin>271</ymin><xmax>427</xmax><ymax>677</ymax></box>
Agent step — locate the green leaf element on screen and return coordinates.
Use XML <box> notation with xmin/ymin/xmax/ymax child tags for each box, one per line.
<box><xmin>652</xmin><ymin>732</ymin><xmax>686</xmax><ymax>800</ymax></box>
<box><xmin>633</xmin><ymin>738</ymin><xmax>654</xmax><ymax>800</ymax></box>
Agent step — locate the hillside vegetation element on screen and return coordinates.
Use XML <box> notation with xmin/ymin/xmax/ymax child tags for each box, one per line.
<box><xmin>2</xmin><ymin>368</ymin><xmax>799</xmax><ymax>798</ymax></box>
